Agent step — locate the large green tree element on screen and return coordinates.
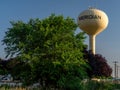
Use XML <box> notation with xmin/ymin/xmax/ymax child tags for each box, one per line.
<box><xmin>2</xmin><ymin>14</ymin><xmax>89</xmax><ymax>89</ymax></box>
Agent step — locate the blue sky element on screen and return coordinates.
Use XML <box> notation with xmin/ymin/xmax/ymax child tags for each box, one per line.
<box><xmin>0</xmin><ymin>0</ymin><xmax>119</xmax><ymax>77</ymax></box>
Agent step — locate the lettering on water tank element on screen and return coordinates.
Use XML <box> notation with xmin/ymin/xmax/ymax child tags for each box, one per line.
<box><xmin>79</xmin><ymin>15</ymin><xmax>101</xmax><ymax>20</ymax></box>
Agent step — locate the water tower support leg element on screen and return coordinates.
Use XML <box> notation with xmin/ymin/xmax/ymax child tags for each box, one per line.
<box><xmin>89</xmin><ymin>35</ymin><xmax>96</xmax><ymax>54</ymax></box>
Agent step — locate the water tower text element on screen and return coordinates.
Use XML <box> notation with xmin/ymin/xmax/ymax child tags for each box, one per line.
<box><xmin>79</xmin><ymin>15</ymin><xmax>101</xmax><ymax>20</ymax></box>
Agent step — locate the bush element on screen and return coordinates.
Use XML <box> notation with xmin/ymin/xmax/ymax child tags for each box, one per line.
<box><xmin>82</xmin><ymin>80</ymin><xmax>120</xmax><ymax>90</ymax></box>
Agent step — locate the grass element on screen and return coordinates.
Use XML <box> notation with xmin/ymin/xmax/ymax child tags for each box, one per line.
<box><xmin>82</xmin><ymin>80</ymin><xmax>120</xmax><ymax>90</ymax></box>
<box><xmin>0</xmin><ymin>80</ymin><xmax>120</xmax><ymax>90</ymax></box>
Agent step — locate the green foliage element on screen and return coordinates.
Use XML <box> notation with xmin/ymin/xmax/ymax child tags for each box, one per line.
<box><xmin>3</xmin><ymin>14</ymin><xmax>79</xmax><ymax>58</ymax></box>
<box><xmin>82</xmin><ymin>80</ymin><xmax>120</xmax><ymax>90</ymax></box>
<box><xmin>2</xmin><ymin>14</ymin><xmax>88</xmax><ymax>89</ymax></box>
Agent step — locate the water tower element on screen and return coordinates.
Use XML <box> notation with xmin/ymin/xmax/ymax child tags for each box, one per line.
<box><xmin>77</xmin><ymin>8</ymin><xmax>109</xmax><ymax>54</ymax></box>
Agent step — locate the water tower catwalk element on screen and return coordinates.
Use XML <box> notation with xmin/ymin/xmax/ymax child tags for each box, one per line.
<box><xmin>77</xmin><ymin>8</ymin><xmax>109</xmax><ymax>54</ymax></box>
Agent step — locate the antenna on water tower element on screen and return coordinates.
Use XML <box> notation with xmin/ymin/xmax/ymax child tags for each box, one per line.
<box><xmin>77</xmin><ymin>8</ymin><xmax>109</xmax><ymax>54</ymax></box>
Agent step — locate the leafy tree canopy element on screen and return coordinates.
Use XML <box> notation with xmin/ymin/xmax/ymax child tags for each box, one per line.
<box><xmin>2</xmin><ymin>14</ymin><xmax>89</xmax><ymax>89</ymax></box>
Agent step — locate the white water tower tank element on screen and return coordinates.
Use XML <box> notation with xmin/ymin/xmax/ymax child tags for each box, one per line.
<box><xmin>77</xmin><ymin>8</ymin><xmax>109</xmax><ymax>54</ymax></box>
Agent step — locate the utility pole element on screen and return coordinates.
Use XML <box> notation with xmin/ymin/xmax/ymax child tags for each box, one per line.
<box><xmin>116</xmin><ymin>65</ymin><xmax>118</xmax><ymax>78</ymax></box>
<box><xmin>113</xmin><ymin>61</ymin><xmax>118</xmax><ymax>79</ymax></box>
<box><xmin>117</xmin><ymin>65</ymin><xmax>120</xmax><ymax>78</ymax></box>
